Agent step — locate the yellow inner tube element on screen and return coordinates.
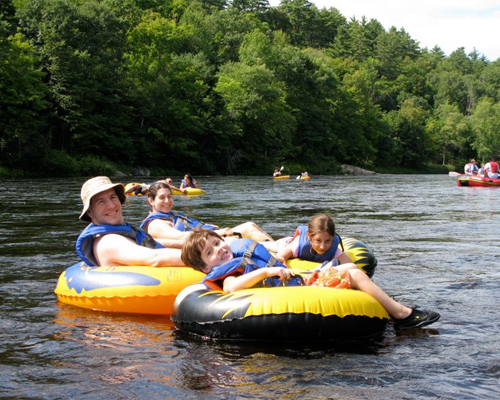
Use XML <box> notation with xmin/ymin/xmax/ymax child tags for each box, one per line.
<box><xmin>171</xmin><ymin>187</ymin><xmax>206</xmax><ymax>196</ymax></box>
<box><xmin>54</xmin><ymin>262</ymin><xmax>204</xmax><ymax>315</ymax></box>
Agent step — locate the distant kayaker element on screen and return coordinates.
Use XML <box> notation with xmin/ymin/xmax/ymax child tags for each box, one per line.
<box><xmin>464</xmin><ymin>159</ymin><xmax>478</xmax><ymax>175</ymax></box>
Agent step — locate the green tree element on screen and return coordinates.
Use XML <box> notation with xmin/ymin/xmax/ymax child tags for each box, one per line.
<box><xmin>384</xmin><ymin>97</ymin><xmax>430</xmax><ymax>168</ymax></box>
<box><xmin>375</xmin><ymin>27</ymin><xmax>420</xmax><ymax>81</ymax></box>
<box><xmin>278</xmin><ymin>0</ymin><xmax>319</xmax><ymax>48</ymax></box>
<box><xmin>18</xmin><ymin>0</ymin><xmax>134</xmax><ymax>161</ymax></box>
<box><xmin>215</xmin><ymin>57</ymin><xmax>295</xmax><ymax>173</ymax></box>
<box><xmin>0</xmin><ymin>24</ymin><xmax>48</xmax><ymax>171</ymax></box>
<box><xmin>330</xmin><ymin>17</ymin><xmax>384</xmax><ymax>61</ymax></box>
<box><xmin>481</xmin><ymin>60</ymin><xmax>500</xmax><ymax>102</ymax></box>
<box><xmin>263</xmin><ymin>33</ymin><xmax>343</xmax><ymax>168</ymax></box>
<box><xmin>313</xmin><ymin>7</ymin><xmax>345</xmax><ymax>48</ymax></box>
<box><xmin>186</xmin><ymin>6</ymin><xmax>265</xmax><ymax>65</ymax></box>
<box><xmin>0</xmin><ymin>0</ymin><xmax>16</xmax><ymax>33</ymax></box>
<box><xmin>430</xmin><ymin>48</ymin><xmax>489</xmax><ymax>115</ymax></box>
<box><xmin>231</xmin><ymin>0</ymin><xmax>269</xmax><ymax>13</ymax></box>
<box><xmin>469</xmin><ymin>97</ymin><xmax>500</xmax><ymax>161</ymax></box>
<box><xmin>426</xmin><ymin>103</ymin><xmax>468</xmax><ymax>165</ymax></box>
<box><xmin>124</xmin><ymin>11</ymin><xmax>216</xmax><ymax>171</ymax></box>
<box><xmin>339</xmin><ymin>57</ymin><xmax>389</xmax><ymax>166</ymax></box>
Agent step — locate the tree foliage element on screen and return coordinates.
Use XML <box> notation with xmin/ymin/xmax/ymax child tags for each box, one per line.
<box><xmin>0</xmin><ymin>21</ymin><xmax>48</xmax><ymax>169</ymax></box>
<box><xmin>2</xmin><ymin>0</ymin><xmax>499</xmax><ymax>176</ymax></box>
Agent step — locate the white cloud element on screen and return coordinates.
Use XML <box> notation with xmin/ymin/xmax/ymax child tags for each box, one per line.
<box><xmin>268</xmin><ymin>0</ymin><xmax>500</xmax><ymax>61</ymax></box>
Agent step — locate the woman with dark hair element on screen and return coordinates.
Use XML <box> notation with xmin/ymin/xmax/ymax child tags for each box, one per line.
<box><xmin>140</xmin><ymin>182</ymin><xmax>275</xmax><ymax>244</ymax></box>
<box><xmin>179</xmin><ymin>174</ymin><xmax>197</xmax><ymax>189</ymax></box>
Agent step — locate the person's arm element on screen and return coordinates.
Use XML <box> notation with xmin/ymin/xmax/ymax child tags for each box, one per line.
<box><xmin>215</xmin><ymin>227</ymin><xmax>234</xmax><ymax>237</ymax></box>
<box><xmin>147</xmin><ymin>219</ymin><xmax>191</xmax><ymax>241</ymax></box>
<box><xmin>275</xmin><ymin>246</ymin><xmax>293</xmax><ymax>264</ymax></box>
<box><xmin>275</xmin><ymin>236</ymin><xmax>298</xmax><ymax>264</ymax></box>
<box><xmin>94</xmin><ymin>234</ymin><xmax>184</xmax><ymax>267</ymax></box>
<box><xmin>154</xmin><ymin>237</ymin><xmax>184</xmax><ymax>249</ymax></box>
<box><xmin>223</xmin><ymin>267</ymin><xmax>294</xmax><ymax>293</ymax></box>
<box><xmin>148</xmin><ymin>219</ymin><xmax>229</xmax><ymax>243</ymax></box>
<box><xmin>169</xmin><ymin>184</ymin><xmax>188</xmax><ymax>195</ymax></box>
<box><xmin>336</xmin><ymin>252</ymin><xmax>353</xmax><ymax>264</ymax></box>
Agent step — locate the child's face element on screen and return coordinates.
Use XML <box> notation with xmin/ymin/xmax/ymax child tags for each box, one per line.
<box><xmin>308</xmin><ymin>231</ymin><xmax>333</xmax><ymax>255</ymax></box>
<box><xmin>200</xmin><ymin>236</ymin><xmax>233</xmax><ymax>273</ymax></box>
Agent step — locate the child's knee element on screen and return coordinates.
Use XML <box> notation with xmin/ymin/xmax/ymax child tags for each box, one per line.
<box><xmin>349</xmin><ymin>268</ymin><xmax>364</xmax><ymax>280</ymax></box>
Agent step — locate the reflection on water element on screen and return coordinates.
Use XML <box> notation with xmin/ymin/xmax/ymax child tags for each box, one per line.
<box><xmin>1</xmin><ymin>175</ymin><xmax>500</xmax><ymax>399</ymax></box>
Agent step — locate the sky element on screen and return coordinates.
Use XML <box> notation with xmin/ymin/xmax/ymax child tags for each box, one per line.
<box><xmin>268</xmin><ymin>0</ymin><xmax>500</xmax><ymax>61</ymax></box>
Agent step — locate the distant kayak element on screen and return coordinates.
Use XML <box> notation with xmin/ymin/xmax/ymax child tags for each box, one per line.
<box><xmin>171</xmin><ymin>187</ymin><xmax>206</xmax><ymax>196</ymax></box>
<box><xmin>273</xmin><ymin>175</ymin><xmax>290</xmax><ymax>180</ymax></box>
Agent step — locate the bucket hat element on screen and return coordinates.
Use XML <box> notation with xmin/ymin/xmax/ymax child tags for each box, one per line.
<box><xmin>79</xmin><ymin>176</ymin><xmax>126</xmax><ymax>222</ymax></box>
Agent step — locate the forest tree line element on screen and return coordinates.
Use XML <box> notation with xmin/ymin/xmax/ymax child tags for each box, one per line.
<box><xmin>2</xmin><ymin>0</ymin><xmax>500</xmax><ymax>176</ymax></box>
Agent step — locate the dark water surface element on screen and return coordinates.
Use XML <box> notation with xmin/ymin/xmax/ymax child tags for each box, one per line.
<box><xmin>1</xmin><ymin>175</ymin><xmax>499</xmax><ymax>399</ymax></box>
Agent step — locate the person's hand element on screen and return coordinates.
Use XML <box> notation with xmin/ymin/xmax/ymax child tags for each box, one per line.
<box><xmin>268</xmin><ymin>267</ymin><xmax>294</xmax><ymax>281</ymax></box>
<box><xmin>217</xmin><ymin>227</ymin><xmax>234</xmax><ymax>237</ymax></box>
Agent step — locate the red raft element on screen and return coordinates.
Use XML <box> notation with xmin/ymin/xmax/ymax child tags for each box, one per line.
<box><xmin>457</xmin><ymin>175</ymin><xmax>500</xmax><ymax>187</ymax></box>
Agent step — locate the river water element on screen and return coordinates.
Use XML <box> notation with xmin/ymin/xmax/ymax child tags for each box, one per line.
<box><xmin>1</xmin><ymin>174</ymin><xmax>499</xmax><ymax>399</ymax></box>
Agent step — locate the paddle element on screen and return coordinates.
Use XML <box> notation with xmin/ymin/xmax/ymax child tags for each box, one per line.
<box><xmin>448</xmin><ymin>171</ymin><xmax>462</xmax><ymax>177</ymax></box>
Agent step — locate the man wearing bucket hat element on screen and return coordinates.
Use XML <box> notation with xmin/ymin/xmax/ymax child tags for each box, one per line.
<box><xmin>76</xmin><ymin>176</ymin><xmax>184</xmax><ymax>267</ymax></box>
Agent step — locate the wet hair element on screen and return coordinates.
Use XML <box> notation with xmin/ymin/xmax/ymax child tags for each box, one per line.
<box><xmin>181</xmin><ymin>230</ymin><xmax>223</xmax><ymax>272</ymax></box>
<box><xmin>308</xmin><ymin>213</ymin><xmax>336</xmax><ymax>238</ymax></box>
<box><xmin>148</xmin><ymin>181</ymin><xmax>172</xmax><ymax>201</ymax></box>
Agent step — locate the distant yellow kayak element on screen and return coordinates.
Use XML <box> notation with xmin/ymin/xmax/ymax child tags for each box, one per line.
<box><xmin>273</xmin><ymin>175</ymin><xmax>290</xmax><ymax>180</ymax></box>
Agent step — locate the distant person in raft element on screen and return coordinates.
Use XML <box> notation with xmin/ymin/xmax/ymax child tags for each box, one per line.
<box><xmin>140</xmin><ymin>181</ymin><xmax>275</xmax><ymax>245</ymax></box>
<box><xmin>296</xmin><ymin>172</ymin><xmax>309</xmax><ymax>179</ymax></box>
<box><xmin>484</xmin><ymin>156</ymin><xmax>499</xmax><ymax>179</ymax></box>
<box><xmin>464</xmin><ymin>159</ymin><xmax>478</xmax><ymax>175</ymax></box>
<box><xmin>76</xmin><ymin>176</ymin><xmax>184</xmax><ymax>267</ymax></box>
<box><xmin>163</xmin><ymin>176</ymin><xmax>187</xmax><ymax>195</ymax></box>
<box><xmin>124</xmin><ymin>182</ymin><xmax>149</xmax><ymax>196</ymax></box>
<box><xmin>181</xmin><ymin>230</ymin><xmax>441</xmax><ymax>330</ymax></box>
<box><xmin>270</xmin><ymin>213</ymin><xmax>356</xmax><ymax>273</ymax></box>
<box><xmin>179</xmin><ymin>174</ymin><xmax>197</xmax><ymax>189</ymax></box>
<box><xmin>477</xmin><ymin>163</ymin><xmax>485</xmax><ymax>177</ymax></box>
<box><xmin>273</xmin><ymin>168</ymin><xmax>282</xmax><ymax>177</ymax></box>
